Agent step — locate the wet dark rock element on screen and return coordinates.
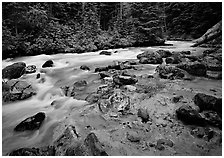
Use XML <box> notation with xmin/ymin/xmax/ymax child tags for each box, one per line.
<box><xmin>80</xmin><ymin>65</ymin><xmax>90</xmax><ymax>71</ymax></box>
<box><xmin>176</xmin><ymin>105</ymin><xmax>205</xmax><ymax>126</ymax></box>
<box><xmin>113</xmin><ymin>75</ymin><xmax>138</xmax><ymax>86</ymax></box>
<box><xmin>84</xmin><ymin>133</ymin><xmax>108</xmax><ymax>156</ymax></box>
<box><xmin>156</xmin><ymin>50</ymin><xmax>173</xmax><ymax>58</ymax></box>
<box><xmin>137</xmin><ymin>51</ymin><xmax>163</xmax><ymax>64</ymax></box>
<box><xmin>2</xmin><ymin>62</ymin><xmax>26</xmax><ymax>79</ymax></box>
<box><xmin>165</xmin><ymin>57</ymin><xmax>175</xmax><ymax>64</ymax></box>
<box><xmin>95</xmin><ymin>66</ymin><xmax>109</xmax><ymax>72</ymax></box>
<box><xmin>36</xmin><ymin>73</ymin><xmax>41</xmax><ymax>79</ymax></box>
<box><xmin>193</xmin><ymin>93</ymin><xmax>222</xmax><ymax>116</ymax></box>
<box><xmin>176</xmin><ymin>61</ymin><xmax>207</xmax><ymax>76</ymax></box>
<box><xmin>202</xmin><ymin>111</ymin><xmax>222</xmax><ymax>129</ymax></box>
<box><xmin>14</xmin><ymin>112</ymin><xmax>46</xmax><ymax>132</ymax></box>
<box><xmin>127</xmin><ymin>131</ymin><xmax>141</xmax><ymax>142</ymax></box>
<box><xmin>180</xmin><ymin>51</ymin><xmax>191</xmax><ymax>55</ymax></box>
<box><xmin>99</xmin><ymin>72</ymin><xmax>110</xmax><ymax>79</ymax></box>
<box><xmin>99</xmin><ymin>51</ymin><xmax>111</xmax><ymax>56</ymax></box>
<box><xmin>42</xmin><ymin>60</ymin><xmax>54</xmax><ymax>68</ymax></box>
<box><xmin>25</xmin><ymin>65</ymin><xmax>36</xmax><ymax>74</ymax></box>
<box><xmin>206</xmin><ymin>71</ymin><xmax>222</xmax><ymax>80</ymax></box>
<box><xmin>2</xmin><ymin>80</ymin><xmax>36</xmax><ymax>103</ymax></box>
<box><xmin>137</xmin><ymin>108</ymin><xmax>149</xmax><ymax>123</ymax></box>
<box><xmin>172</xmin><ymin>95</ymin><xmax>183</xmax><ymax>103</ymax></box>
<box><xmin>155</xmin><ymin>65</ymin><xmax>185</xmax><ymax>80</ymax></box>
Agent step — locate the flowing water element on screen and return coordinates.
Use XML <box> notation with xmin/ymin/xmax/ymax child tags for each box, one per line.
<box><xmin>2</xmin><ymin>41</ymin><xmax>210</xmax><ymax>155</ymax></box>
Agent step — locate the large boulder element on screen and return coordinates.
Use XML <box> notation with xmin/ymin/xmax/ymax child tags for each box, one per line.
<box><xmin>155</xmin><ymin>65</ymin><xmax>185</xmax><ymax>80</ymax></box>
<box><xmin>113</xmin><ymin>75</ymin><xmax>138</xmax><ymax>86</ymax></box>
<box><xmin>42</xmin><ymin>60</ymin><xmax>54</xmax><ymax>68</ymax></box>
<box><xmin>176</xmin><ymin>61</ymin><xmax>207</xmax><ymax>76</ymax></box>
<box><xmin>193</xmin><ymin>93</ymin><xmax>222</xmax><ymax>116</ymax></box>
<box><xmin>25</xmin><ymin>65</ymin><xmax>37</xmax><ymax>74</ymax></box>
<box><xmin>156</xmin><ymin>50</ymin><xmax>173</xmax><ymax>58</ymax></box>
<box><xmin>14</xmin><ymin>112</ymin><xmax>46</xmax><ymax>132</ymax></box>
<box><xmin>137</xmin><ymin>51</ymin><xmax>163</xmax><ymax>64</ymax></box>
<box><xmin>2</xmin><ymin>79</ymin><xmax>36</xmax><ymax>103</ymax></box>
<box><xmin>2</xmin><ymin>62</ymin><xmax>26</xmax><ymax>79</ymax></box>
<box><xmin>202</xmin><ymin>111</ymin><xmax>222</xmax><ymax>129</ymax></box>
<box><xmin>84</xmin><ymin>133</ymin><xmax>108</xmax><ymax>156</ymax></box>
<box><xmin>176</xmin><ymin>105</ymin><xmax>205</xmax><ymax>126</ymax></box>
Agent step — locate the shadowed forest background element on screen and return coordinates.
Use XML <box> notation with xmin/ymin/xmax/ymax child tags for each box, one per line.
<box><xmin>2</xmin><ymin>2</ymin><xmax>222</xmax><ymax>59</ymax></box>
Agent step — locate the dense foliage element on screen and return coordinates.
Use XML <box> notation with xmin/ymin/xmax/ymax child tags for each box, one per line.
<box><xmin>2</xmin><ymin>2</ymin><xmax>222</xmax><ymax>59</ymax></box>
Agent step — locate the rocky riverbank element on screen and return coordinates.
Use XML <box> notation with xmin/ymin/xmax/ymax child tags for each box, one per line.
<box><xmin>2</xmin><ymin>42</ymin><xmax>222</xmax><ymax>156</ymax></box>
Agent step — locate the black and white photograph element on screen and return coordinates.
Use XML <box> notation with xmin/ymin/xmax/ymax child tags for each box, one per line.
<box><xmin>2</xmin><ymin>2</ymin><xmax>222</xmax><ymax>156</ymax></box>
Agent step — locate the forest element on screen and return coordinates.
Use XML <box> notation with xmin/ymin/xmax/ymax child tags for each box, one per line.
<box><xmin>2</xmin><ymin>2</ymin><xmax>222</xmax><ymax>59</ymax></box>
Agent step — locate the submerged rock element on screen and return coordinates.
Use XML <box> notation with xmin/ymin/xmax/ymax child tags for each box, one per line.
<box><xmin>193</xmin><ymin>93</ymin><xmax>222</xmax><ymax>116</ymax></box>
<box><xmin>25</xmin><ymin>65</ymin><xmax>36</xmax><ymax>74</ymax></box>
<box><xmin>14</xmin><ymin>112</ymin><xmax>46</xmax><ymax>132</ymax></box>
<box><xmin>42</xmin><ymin>60</ymin><xmax>54</xmax><ymax>68</ymax></box>
<box><xmin>109</xmin><ymin>91</ymin><xmax>130</xmax><ymax>113</ymax></box>
<box><xmin>2</xmin><ymin>62</ymin><xmax>26</xmax><ymax>79</ymax></box>
<box><xmin>176</xmin><ymin>105</ymin><xmax>205</xmax><ymax>126</ymax></box>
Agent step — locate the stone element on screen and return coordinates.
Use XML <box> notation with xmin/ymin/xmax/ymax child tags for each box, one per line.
<box><xmin>14</xmin><ymin>112</ymin><xmax>46</xmax><ymax>132</ymax></box>
<box><xmin>156</xmin><ymin>50</ymin><xmax>173</xmax><ymax>58</ymax></box>
<box><xmin>156</xmin><ymin>138</ymin><xmax>174</xmax><ymax>147</ymax></box>
<box><xmin>176</xmin><ymin>105</ymin><xmax>205</xmax><ymax>126</ymax></box>
<box><xmin>84</xmin><ymin>133</ymin><xmax>108</xmax><ymax>156</ymax></box>
<box><xmin>36</xmin><ymin>73</ymin><xmax>41</xmax><ymax>79</ymax></box>
<box><xmin>61</xmin><ymin>80</ymin><xmax>87</xmax><ymax>97</ymax></box>
<box><xmin>80</xmin><ymin>65</ymin><xmax>90</xmax><ymax>71</ymax></box>
<box><xmin>2</xmin><ymin>62</ymin><xmax>26</xmax><ymax>79</ymax></box>
<box><xmin>193</xmin><ymin>93</ymin><xmax>222</xmax><ymax>116</ymax></box>
<box><xmin>172</xmin><ymin>95</ymin><xmax>183</xmax><ymax>103</ymax></box>
<box><xmin>25</xmin><ymin>65</ymin><xmax>36</xmax><ymax>74</ymax></box>
<box><xmin>113</xmin><ymin>75</ymin><xmax>138</xmax><ymax>86</ymax></box>
<box><xmin>42</xmin><ymin>60</ymin><xmax>54</xmax><ymax>68</ymax></box>
<box><xmin>2</xmin><ymin>80</ymin><xmax>36</xmax><ymax>103</ymax></box>
<box><xmin>124</xmin><ymin>85</ymin><xmax>137</xmax><ymax>92</ymax></box>
<box><xmin>137</xmin><ymin>108</ymin><xmax>149</xmax><ymax>123</ymax></box>
<box><xmin>165</xmin><ymin>57</ymin><xmax>175</xmax><ymax>64</ymax></box>
<box><xmin>99</xmin><ymin>72</ymin><xmax>110</xmax><ymax>79</ymax></box>
<box><xmin>99</xmin><ymin>51</ymin><xmax>111</xmax><ymax>56</ymax></box>
<box><xmin>190</xmin><ymin>127</ymin><xmax>205</xmax><ymax>138</ymax></box>
<box><xmin>180</xmin><ymin>51</ymin><xmax>191</xmax><ymax>55</ymax></box>
<box><xmin>9</xmin><ymin>148</ymin><xmax>40</xmax><ymax>156</ymax></box>
<box><xmin>202</xmin><ymin>111</ymin><xmax>222</xmax><ymax>129</ymax></box>
<box><xmin>98</xmin><ymin>99</ymin><xmax>112</xmax><ymax>114</ymax></box>
<box><xmin>176</xmin><ymin>61</ymin><xmax>207</xmax><ymax>76</ymax></box>
<box><xmin>54</xmin><ymin>125</ymin><xmax>79</xmax><ymax>156</ymax></box>
<box><xmin>206</xmin><ymin>71</ymin><xmax>222</xmax><ymax>80</ymax></box>
<box><xmin>137</xmin><ymin>51</ymin><xmax>163</xmax><ymax>64</ymax></box>
<box><xmin>127</xmin><ymin>131</ymin><xmax>141</xmax><ymax>142</ymax></box>
<box><xmin>155</xmin><ymin>65</ymin><xmax>185</xmax><ymax>80</ymax></box>
<box><xmin>95</xmin><ymin>67</ymin><xmax>109</xmax><ymax>72</ymax></box>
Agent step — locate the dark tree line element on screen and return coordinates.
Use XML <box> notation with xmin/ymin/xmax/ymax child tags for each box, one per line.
<box><xmin>2</xmin><ymin>2</ymin><xmax>222</xmax><ymax>59</ymax></box>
